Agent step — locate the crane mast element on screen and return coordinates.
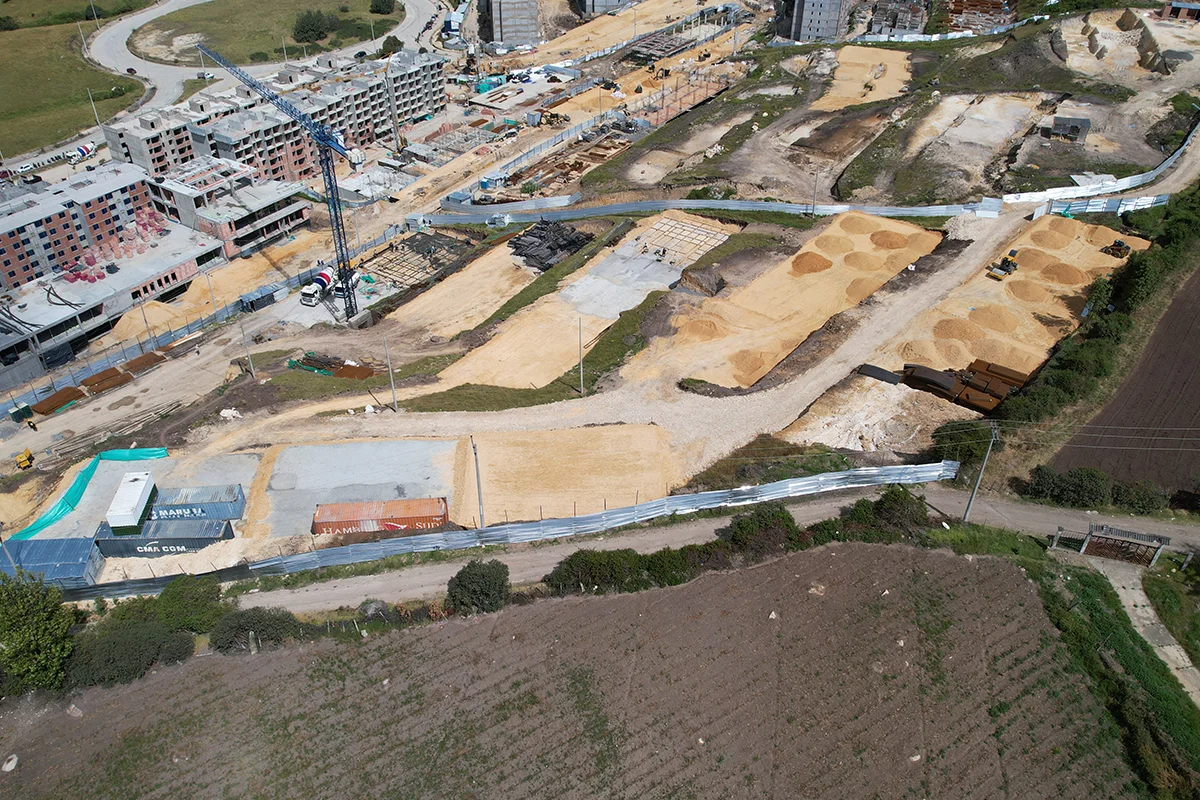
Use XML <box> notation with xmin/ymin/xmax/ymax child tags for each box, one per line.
<box><xmin>197</xmin><ymin>44</ymin><xmax>360</xmax><ymax>319</ymax></box>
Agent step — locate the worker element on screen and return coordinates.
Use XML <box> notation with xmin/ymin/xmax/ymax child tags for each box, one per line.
<box><xmin>26</xmin><ymin>420</ymin><xmax>37</xmax><ymax>432</ymax></box>
<box><xmin>195</xmin><ymin>344</ymin><xmax>201</xmax><ymax>357</ymax></box>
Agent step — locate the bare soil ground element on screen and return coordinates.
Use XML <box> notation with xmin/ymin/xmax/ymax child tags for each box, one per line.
<box><xmin>886</xmin><ymin>215</ymin><xmax>1147</xmax><ymax>374</ymax></box>
<box><xmin>1051</xmin><ymin>264</ymin><xmax>1200</xmax><ymax>492</ymax></box>
<box><xmin>810</xmin><ymin>46</ymin><xmax>912</xmax><ymax>111</ymax></box>
<box><xmin>0</xmin><ymin>545</ymin><xmax>1137</xmax><ymax>799</ymax></box>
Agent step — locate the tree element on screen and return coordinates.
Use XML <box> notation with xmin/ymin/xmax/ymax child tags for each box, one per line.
<box><xmin>377</xmin><ymin>34</ymin><xmax>403</xmax><ymax>57</ymax></box>
<box><xmin>520</xmin><ymin>181</ymin><xmax>538</xmax><ymax>196</ymax></box>
<box><xmin>84</xmin><ymin>4</ymin><xmax>106</xmax><ymax>20</ymax></box>
<box><xmin>370</xmin><ymin>0</ymin><xmax>396</xmax><ymax>13</ymax></box>
<box><xmin>931</xmin><ymin>420</ymin><xmax>1000</xmax><ymax>467</ymax></box>
<box><xmin>447</xmin><ymin>559</ymin><xmax>510</xmax><ymax>614</ymax></box>
<box><xmin>294</xmin><ymin>9</ymin><xmax>332</xmax><ymax>43</ymax></box>
<box><xmin>0</xmin><ymin>570</ymin><xmax>76</xmax><ymax>693</ymax></box>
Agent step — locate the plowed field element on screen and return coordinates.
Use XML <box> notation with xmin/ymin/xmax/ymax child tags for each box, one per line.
<box><xmin>2</xmin><ymin>545</ymin><xmax>1136</xmax><ymax>799</ymax></box>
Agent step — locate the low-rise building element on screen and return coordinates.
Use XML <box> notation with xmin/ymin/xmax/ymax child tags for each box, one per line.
<box><xmin>0</xmin><ymin>162</ymin><xmax>152</xmax><ymax>292</ymax></box>
<box><xmin>148</xmin><ymin>157</ymin><xmax>312</xmax><ymax>258</ymax></box>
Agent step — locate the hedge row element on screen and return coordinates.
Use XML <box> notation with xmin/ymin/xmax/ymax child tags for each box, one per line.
<box><xmin>542</xmin><ymin>487</ymin><xmax>929</xmax><ymax>596</ymax></box>
<box><xmin>1026</xmin><ymin>464</ymin><xmax>1170</xmax><ymax>514</ymax></box>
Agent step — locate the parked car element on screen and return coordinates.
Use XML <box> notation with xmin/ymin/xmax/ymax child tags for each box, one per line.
<box><xmin>197</xmin><ymin>71</ymin><xmax>214</xmax><ymax>79</ymax></box>
<box><xmin>354</xmin><ymin>50</ymin><xmax>368</xmax><ymax>59</ymax></box>
<box><xmin>16</xmin><ymin>163</ymin><xmax>34</xmax><ymax>174</ymax></box>
<box><xmin>126</xmin><ymin>67</ymin><xmax>137</xmax><ymax>74</ymax></box>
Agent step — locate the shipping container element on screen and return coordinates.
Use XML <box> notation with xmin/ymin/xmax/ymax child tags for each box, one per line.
<box><xmin>94</xmin><ymin>519</ymin><xmax>233</xmax><ymax>557</ymax></box>
<box><xmin>0</xmin><ymin>537</ymin><xmax>105</xmax><ymax>588</ymax></box>
<box><xmin>312</xmin><ymin>497</ymin><xmax>448</xmax><ymax>539</ymax></box>
<box><xmin>150</xmin><ymin>484</ymin><xmax>246</xmax><ymax>521</ymax></box>
<box><xmin>106</xmin><ymin>472</ymin><xmax>156</xmax><ymax>529</ymax></box>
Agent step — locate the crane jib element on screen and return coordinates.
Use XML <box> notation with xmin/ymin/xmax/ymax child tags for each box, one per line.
<box><xmin>195</xmin><ymin>44</ymin><xmax>358</xmax><ymax>319</ymax></box>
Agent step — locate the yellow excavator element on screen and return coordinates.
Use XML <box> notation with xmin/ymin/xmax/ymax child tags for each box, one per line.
<box><xmin>15</xmin><ymin>448</ymin><xmax>33</xmax><ymax>470</ymax></box>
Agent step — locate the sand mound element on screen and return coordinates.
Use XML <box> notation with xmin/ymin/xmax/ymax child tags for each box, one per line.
<box><xmin>936</xmin><ymin>338</ymin><xmax>970</xmax><ymax>365</ymax></box>
<box><xmin>1014</xmin><ymin>249</ymin><xmax>1056</xmax><ymax>270</ymax></box>
<box><xmin>844</xmin><ymin>252</ymin><xmax>884</xmax><ymax>272</ymax></box>
<box><xmin>969</xmin><ymin>305</ymin><xmax>1020</xmax><ymax>333</ymax></box>
<box><xmin>846</xmin><ymin>278</ymin><xmax>878</xmax><ymax>303</ymax></box>
<box><xmin>1047</xmin><ymin>216</ymin><xmax>1077</xmax><ymax>235</ymax></box>
<box><xmin>870</xmin><ymin>230</ymin><xmax>909</xmax><ymax>250</ymax></box>
<box><xmin>791</xmin><ymin>251</ymin><xmax>834</xmax><ymax>275</ymax></box>
<box><xmin>677</xmin><ymin>317</ymin><xmax>728</xmax><ymax>342</ymax></box>
<box><xmin>1040</xmin><ymin>262</ymin><xmax>1088</xmax><ymax>286</ymax></box>
<box><xmin>934</xmin><ymin>318</ymin><xmax>986</xmax><ymax>341</ymax></box>
<box><xmin>838</xmin><ymin>215</ymin><xmax>880</xmax><ymax>235</ymax></box>
<box><xmin>1007</xmin><ymin>280</ymin><xmax>1050</xmax><ymax>303</ymax></box>
<box><xmin>97</xmin><ymin>300</ymin><xmax>189</xmax><ymax>348</ymax></box>
<box><xmin>814</xmin><ymin>235</ymin><xmax>855</xmax><ymax>256</ymax></box>
<box><xmin>884</xmin><ymin>251</ymin><xmax>916</xmax><ymax>271</ymax></box>
<box><xmin>899</xmin><ymin>340</ymin><xmax>938</xmax><ymax>364</ymax></box>
<box><xmin>1030</xmin><ymin>230</ymin><xmax>1072</xmax><ymax>250</ymax></box>
<box><xmin>1085</xmin><ymin>225</ymin><xmax>1118</xmax><ymax>246</ymax></box>
<box><xmin>731</xmin><ymin>350</ymin><xmax>767</xmax><ymax>381</ymax></box>
<box><xmin>970</xmin><ymin>338</ymin><xmax>1028</xmax><ymax>368</ymax></box>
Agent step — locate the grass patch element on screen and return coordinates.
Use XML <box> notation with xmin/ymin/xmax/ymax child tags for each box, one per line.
<box><xmin>405</xmin><ymin>289</ymin><xmax>665</xmax><ymax>412</ymax></box>
<box><xmin>682</xmin><ymin>434</ymin><xmax>852</xmax><ymax>492</ymax></box>
<box><xmin>0</xmin><ymin>24</ymin><xmax>141</xmax><ymax>155</ymax></box>
<box><xmin>1003</xmin><ymin>160</ymin><xmax>1146</xmax><ymax>194</ymax></box>
<box><xmin>690</xmin><ymin>208</ymin><xmax>817</xmax><ymax>230</ymax></box>
<box><xmin>131</xmin><ymin>0</ymin><xmax>399</xmax><ymax>67</ymax></box>
<box><xmin>566</xmin><ymin>667</ymin><xmax>625</xmax><ymax>774</ymax></box>
<box><xmin>255</xmin><ymin>349</ymin><xmax>461</xmax><ymax>404</ymax></box>
<box><xmin>1</xmin><ymin>0</ymin><xmax>152</xmax><ymax>28</ymax></box>
<box><xmin>685</xmin><ymin>232</ymin><xmax>780</xmax><ymax>272</ymax></box>
<box><xmin>836</xmin><ymin>94</ymin><xmax>934</xmax><ymax>198</ymax></box>
<box><xmin>1144</xmin><ymin>553</ymin><xmax>1200</xmax><ymax>668</ymax></box>
<box><xmin>176</xmin><ymin>78</ymin><xmax>211</xmax><ymax>103</ymax></box>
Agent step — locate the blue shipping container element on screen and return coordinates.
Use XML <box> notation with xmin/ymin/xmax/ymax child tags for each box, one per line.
<box><xmin>0</xmin><ymin>537</ymin><xmax>105</xmax><ymax>588</ymax></box>
<box><xmin>150</xmin><ymin>484</ymin><xmax>246</xmax><ymax>521</ymax></box>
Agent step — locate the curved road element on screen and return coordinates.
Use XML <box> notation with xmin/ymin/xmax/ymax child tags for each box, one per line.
<box><xmin>89</xmin><ymin>0</ymin><xmax>442</xmax><ymax>109</ymax></box>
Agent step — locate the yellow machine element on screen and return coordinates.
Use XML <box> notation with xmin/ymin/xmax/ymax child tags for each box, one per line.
<box><xmin>15</xmin><ymin>448</ymin><xmax>33</xmax><ymax>470</ymax></box>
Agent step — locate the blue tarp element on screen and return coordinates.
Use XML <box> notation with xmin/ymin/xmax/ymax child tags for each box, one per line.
<box><xmin>10</xmin><ymin>448</ymin><xmax>168</xmax><ymax>540</ymax></box>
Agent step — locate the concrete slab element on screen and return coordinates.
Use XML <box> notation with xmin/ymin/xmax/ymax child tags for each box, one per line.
<box><xmin>559</xmin><ymin>247</ymin><xmax>683</xmax><ymax>319</ymax></box>
<box><xmin>36</xmin><ymin>453</ymin><xmax>261</xmax><ymax>540</ymax></box>
<box><xmin>264</xmin><ymin>439</ymin><xmax>457</xmax><ymax>538</ymax></box>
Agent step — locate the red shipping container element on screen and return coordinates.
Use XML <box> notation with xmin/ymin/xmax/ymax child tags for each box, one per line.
<box><xmin>311</xmin><ymin>498</ymin><xmax>448</xmax><ymax>537</ymax></box>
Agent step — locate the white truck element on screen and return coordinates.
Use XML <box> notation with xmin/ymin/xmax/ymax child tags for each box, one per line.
<box><xmin>300</xmin><ymin>267</ymin><xmax>335</xmax><ymax>307</ymax></box>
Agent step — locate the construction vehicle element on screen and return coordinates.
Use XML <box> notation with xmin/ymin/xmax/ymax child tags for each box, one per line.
<box><xmin>986</xmin><ymin>250</ymin><xmax>1020</xmax><ymax>281</ymax></box>
<box><xmin>65</xmin><ymin>143</ymin><xmax>97</xmax><ymax>165</ymax></box>
<box><xmin>199</xmin><ymin>45</ymin><xmax>363</xmax><ymax>321</ymax></box>
<box><xmin>15</xmin><ymin>448</ymin><xmax>34</xmax><ymax>471</ymax></box>
<box><xmin>858</xmin><ymin>359</ymin><xmax>1030</xmax><ymax>413</ymax></box>
<box><xmin>1101</xmin><ymin>239</ymin><xmax>1131</xmax><ymax>258</ymax></box>
<box><xmin>300</xmin><ymin>267</ymin><xmax>336</xmax><ymax>307</ymax></box>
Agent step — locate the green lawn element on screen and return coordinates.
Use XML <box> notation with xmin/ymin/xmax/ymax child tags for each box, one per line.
<box><xmin>176</xmin><ymin>77</ymin><xmax>211</xmax><ymax>103</ymax></box>
<box><xmin>0</xmin><ymin>0</ymin><xmax>152</xmax><ymax>28</ymax></box>
<box><xmin>132</xmin><ymin>0</ymin><xmax>403</xmax><ymax>67</ymax></box>
<box><xmin>0</xmin><ymin>23</ymin><xmax>141</xmax><ymax>156</ymax></box>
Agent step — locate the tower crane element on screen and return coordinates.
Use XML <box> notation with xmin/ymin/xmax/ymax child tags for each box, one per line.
<box><xmin>197</xmin><ymin>44</ymin><xmax>363</xmax><ymax>319</ymax></box>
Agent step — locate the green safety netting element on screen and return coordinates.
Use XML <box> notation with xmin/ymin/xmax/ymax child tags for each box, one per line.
<box><xmin>9</xmin><ymin>448</ymin><xmax>168</xmax><ymax>541</ymax></box>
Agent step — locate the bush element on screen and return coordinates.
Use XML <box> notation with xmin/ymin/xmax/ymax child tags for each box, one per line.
<box><xmin>678</xmin><ymin>540</ymin><xmax>734</xmax><ymax>573</ymax></box>
<box><xmin>1085</xmin><ymin>277</ymin><xmax>1113</xmax><ymax>314</ymax></box>
<box><xmin>358</xmin><ymin>598</ymin><xmax>401</xmax><ymax>623</ymax></box>
<box><xmin>1113</xmin><ymin>480</ymin><xmax>1169</xmax><ymax>514</ymax></box>
<box><xmin>643</xmin><ymin>547</ymin><xmax>693</xmax><ymax>587</ymax></box>
<box><xmin>293</xmin><ymin>9</ymin><xmax>332</xmax><ymax>43</ymax></box>
<box><xmin>377</xmin><ymin>34</ymin><xmax>403</xmax><ymax>57</ymax></box>
<box><xmin>873</xmin><ymin>485</ymin><xmax>928</xmax><ymax>531</ymax></box>
<box><xmin>0</xmin><ymin>570</ymin><xmax>76</xmax><ymax>693</ymax></box>
<box><xmin>931</xmin><ymin>420</ymin><xmax>998</xmax><ymax>466</ymax></box>
<box><xmin>1088</xmin><ymin>312</ymin><xmax>1132</xmax><ymax>342</ymax></box>
<box><xmin>66</xmin><ymin>620</ymin><xmax>186</xmax><ymax>689</ymax></box>
<box><xmin>1025</xmin><ymin>464</ymin><xmax>1111</xmax><ymax>508</ymax></box>
<box><xmin>543</xmin><ymin>549</ymin><xmax>651</xmax><ymax>595</ymax></box>
<box><xmin>370</xmin><ymin>0</ymin><xmax>396</xmax><ymax>12</ymax></box>
<box><xmin>447</xmin><ymin>559</ymin><xmax>510</xmax><ymax>614</ymax></box>
<box><xmin>155</xmin><ymin>575</ymin><xmax>227</xmax><ymax>633</ymax></box>
<box><xmin>84</xmin><ymin>4</ymin><xmax>106</xmax><ymax>20</ymax></box>
<box><xmin>210</xmin><ymin>608</ymin><xmax>302</xmax><ymax>653</ymax></box>
<box><xmin>843</xmin><ymin>497</ymin><xmax>878</xmax><ymax>525</ymax></box>
<box><xmin>725</xmin><ymin>502</ymin><xmax>800</xmax><ymax>561</ymax></box>
<box><xmin>0</xmin><ymin>16</ymin><xmax>19</xmax><ymax>31</ymax></box>
<box><xmin>1037</xmin><ymin>368</ymin><xmax>1098</xmax><ymax>401</ymax></box>
<box><xmin>1056</xmin><ymin>340</ymin><xmax>1115</xmax><ymax>378</ymax></box>
<box><xmin>249</xmin><ymin>51</ymin><xmax>270</xmax><ymax>62</ymax></box>
<box><xmin>998</xmin><ymin>384</ymin><xmax>1072</xmax><ymax>422</ymax></box>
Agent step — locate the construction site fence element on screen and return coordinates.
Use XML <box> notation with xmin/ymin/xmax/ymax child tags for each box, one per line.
<box><xmin>59</xmin><ymin>461</ymin><xmax>959</xmax><ymax>601</ymax></box>
<box><xmin>1003</xmin><ymin>121</ymin><xmax>1200</xmax><ymax>204</ymax></box>
<box><xmin>441</xmin><ymin>194</ymin><xmax>581</xmax><ymax>212</ymax></box>
<box><xmin>1033</xmin><ymin>194</ymin><xmax>1171</xmax><ymax>218</ymax></box>
<box><xmin>848</xmin><ymin>14</ymin><xmax>1050</xmax><ymax>43</ymax></box>
<box><xmin>482</xmin><ymin>110</ymin><xmax>626</xmax><ymax>187</ymax></box>
<box><xmin>411</xmin><ymin>196</ymin><xmax>1003</xmax><ymax>228</ymax></box>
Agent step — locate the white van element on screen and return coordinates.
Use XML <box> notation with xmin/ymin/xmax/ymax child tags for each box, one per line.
<box><xmin>332</xmin><ymin>271</ymin><xmax>361</xmax><ymax>298</ymax></box>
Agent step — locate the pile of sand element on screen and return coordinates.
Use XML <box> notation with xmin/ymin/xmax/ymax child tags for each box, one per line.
<box><xmin>884</xmin><ymin>214</ymin><xmax>1149</xmax><ymax>374</ymax></box>
<box><xmin>94</xmin><ymin>301</ymin><xmax>189</xmax><ymax>348</ymax></box>
<box><xmin>811</xmin><ymin>46</ymin><xmax>912</xmax><ymax>112</ymax></box>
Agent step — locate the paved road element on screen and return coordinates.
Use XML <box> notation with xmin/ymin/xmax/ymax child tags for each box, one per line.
<box><xmin>239</xmin><ymin>484</ymin><xmax>1200</xmax><ymax>613</ymax></box>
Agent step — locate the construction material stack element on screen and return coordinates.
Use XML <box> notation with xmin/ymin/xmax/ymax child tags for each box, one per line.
<box><xmin>509</xmin><ymin>222</ymin><xmax>593</xmax><ymax>271</ymax></box>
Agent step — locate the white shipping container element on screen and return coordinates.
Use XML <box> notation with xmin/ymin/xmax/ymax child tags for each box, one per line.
<box><xmin>106</xmin><ymin>472</ymin><xmax>155</xmax><ymax>528</ymax></box>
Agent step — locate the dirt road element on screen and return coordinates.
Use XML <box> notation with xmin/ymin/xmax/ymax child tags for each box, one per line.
<box><xmin>239</xmin><ymin>484</ymin><xmax>1200</xmax><ymax>612</ymax></box>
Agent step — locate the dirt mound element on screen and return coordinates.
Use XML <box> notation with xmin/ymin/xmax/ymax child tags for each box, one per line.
<box><xmin>934</xmin><ymin>318</ymin><xmax>986</xmax><ymax>341</ymax></box>
<box><xmin>730</xmin><ymin>349</ymin><xmax>766</xmax><ymax>381</ymax></box>
<box><xmin>1007</xmin><ymin>280</ymin><xmax>1050</xmax><ymax>303</ymax></box>
<box><xmin>869</xmin><ymin>230</ymin><xmax>910</xmax><ymax>250</ymax></box>
<box><xmin>936</xmin><ymin>338</ymin><xmax>971</xmax><ymax>364</ymax></box>
<box><xmin>970</xmin><ymin>337</ymin><xmax>1027</xmax><ymax>365</ymax></box>
<box><xmin>1014</xmin><ymin>249</ymin><xmax>1056</xmax><ymax>270</ymax></box>
<box><xmin>844</xmin><ymin>252</ymin><xmax>884</xmax><ymax>272</ymax></box>
<box><xmin>1085</xmin><ymin>225</ymin><xmax>1119</xmax><ymax>246</ymax></box>
<box><xmin>1048</xmin><ymin>216</ymin><xmax>1077</xmax><ymax>235</ymax></box>
<box><xmin>838</xmin><ymin>214</ymin><xmax>880</xmax><ymax>234</ymax></box>
<box><xmin>846</xmin><ymin>278</ymin><xmax>878</xmax><ymax>303</ymax></box>
<box><xmin>814</xmin><ymin>235</ymin><xmax>855</xmax><ymax>255</ymax></box>
<box><xmin>791</xmin><ymin>251</ymin><xmax>834</xmax><ymax>275</ymax></box>
<box><xmin>677</xmin><ymin>317</ymin><xmax>728</xmax><ymax>342</ymax></box>
<box><xmin>1040</xmin><ymin>262</ymin><xmax>1088</xmax><ymax>286</ymax></box>
<box><xmin>1030</xmin><ymin>229</ymin><xmax>1073</xmax><ymax>250</ymax></box>
<box><xmin>969</xmin><ymin>305</ymin><xmax>1021</xmax><ymax>333</ymax></box>
<box><xmin>899</xmin><ymin>340</ymin><xmax>938</xmax><ymax>363</ymax></box>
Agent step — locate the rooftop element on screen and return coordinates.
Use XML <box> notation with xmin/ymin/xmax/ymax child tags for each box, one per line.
<box><xmin>155</xmin><ymin>156</ymin><xmax>256</xmax><ymax>198</ymax></box>
<box><xmin>196</xmin><ymin>180</ymin><xmax>309</xmax><ymax>224</ymax></box>
<box><xmin>1</xmin><ymin>162</ymin><xmax>147</xmax><ymax>235</ymax></box>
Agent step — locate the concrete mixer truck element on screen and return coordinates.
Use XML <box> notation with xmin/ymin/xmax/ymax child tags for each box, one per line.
<box><xmin>300</xmin><ymin>267</ymin><xmax>336</xmax><ymax>307</ymax></box>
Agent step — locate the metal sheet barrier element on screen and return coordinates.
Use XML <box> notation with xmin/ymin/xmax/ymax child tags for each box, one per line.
<box><xmin>60</xmin><ymin>460</ymin><xmax>956</xmax><ymax>599</ymax></box>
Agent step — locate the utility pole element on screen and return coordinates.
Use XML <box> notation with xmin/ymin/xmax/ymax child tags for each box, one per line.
<box><xmin>282</xmin><ymin>37</ymin><xmax>288</xmax><ymax>63</ymax></box>
<box><xmin>962</xmin><ymin>422</ymin><xmax>998</xmax><ymax>524</ymax></box>
<box><xmin>203</xmin><ymin>269</ymin><xmax>218</xmax><ymax>312</ymax></box>
<box><xmin>86</xmin><ymin>88</ymin><xmax>102</xmax><ymax>128</ymax></box>
<box><xmin>138</xmin><ymin>298</ymin><xmax>154</xmax><ymax>343</ymax></box>
<box><xmin>578</xmin><ymin>317</ymin><xmax>584</xmax><ymax>396</ymax></box>
<box><xmin>383</xmin><ymin>335</ymin><xmax>398</xmax><ymax>412</ymax></box>
<box><xmin>470</xmin><ymin>435</ymin><xmax>485</xmax><ymax>528</ymax></box>
<box><xmin>238</xmin><ymin>316</ymin><xmax>256</xmax><ymax>379</ymax></box>
<box><xmin>88</xmin><ymin>0</ymin><xmax>100</xmax><ymax>30</ymax></box>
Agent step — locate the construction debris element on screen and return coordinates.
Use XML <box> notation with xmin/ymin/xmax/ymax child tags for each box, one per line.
<box><xmin>862</xmin><ymin>359</ymin><xmax>1031</xmax><ymax>412</ymax></box>
<box><xmin>508</xmin><ymin>222</ymin><xmax>594</xmax><ymax>271</ymax></box>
